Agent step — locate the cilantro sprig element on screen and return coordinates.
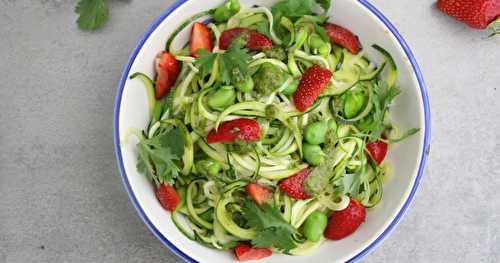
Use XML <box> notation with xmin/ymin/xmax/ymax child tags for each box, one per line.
<box><xmin>242</xmin><ymin>200</ymin><xmax>297</xmax><ymax>250</ymax></box>
<box><xmin>358</xmin><ymin>80</ymin><xmax>401</xmax><ymax>142</ymax></box>
<box><xmin>75</xmin><ymin>0</ymin><xmax>109</xmax><ymax>30</ymax></box>
<box><xmin>196</xmin><ymin>35</ymin><xmax>252</xmax><ymax>84</ymax></box>
<box><xmin>136</xmin><ymin>127</ymin><xmax>185</xmax><ymax>186</ymax></box>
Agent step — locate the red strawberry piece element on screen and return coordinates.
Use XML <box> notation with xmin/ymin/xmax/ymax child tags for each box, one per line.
<box><xmin>190</xmin><ymin>22</ymin><xmax>213</xmax><ymax>58</ymax></box>
<box><xmin>234</xmin><ymin>243</ymin><xmax>272</xmax><ymax>261</ymax></box>
<box><xmin>155</xmin><ymin>52</ymin><xmax>180</xmax><ymax>99</ymax></box>
<box><xmin>245</xmin><ymin>183</ymin><xmax>273</xmax><ymax>205</ymax></box>
<box><xmin>437</xmin><ymin>0</ymin><xmax>500</xmax><ymax>30</ymax></box>
<box><xmin>323</xmin><ymin>23</ymin><xmax>362</xmax><ymax>54</ymax></box>
<box><xmin>324</xmin><ymin>198</ymin><xmax>366</xmax><ymax>240</ymax></box>
<box><xmin>219</xmin><ymin>28</ymin><xmax>273</xmax><ymax>51</ymax></box>
<box><xmin>366</xmin><ymin>140</ymin><xmax>388</xmax><ymax>165</ymax></box>
<box><xmin>155</xmin><ymin>184</ymin><xmax>181</xmax><ymax>211</ymax></box>
<box><xmin>279</xmin><ymin>168</ymin><xmax>312</xmax><ymax>200</ymax></box>
<box><xmin>293</xmin><ymin>65</ymin><xmax>333</xmax><ymax>112</ymax></box>
<box><xmin>207</xmin><ymin>118</ymin><xmax>260</xmax><ymax>144</ymax></box>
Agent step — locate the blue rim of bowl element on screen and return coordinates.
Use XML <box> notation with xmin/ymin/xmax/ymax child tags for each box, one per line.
<box><xmin>113</xmin><ymin>0</ymin><xmax>431</xmax><ymax>262</ymax></box>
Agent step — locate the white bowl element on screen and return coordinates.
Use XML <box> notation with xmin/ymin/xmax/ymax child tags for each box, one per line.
<box><xmin>114</xmin><ymin>0</ymin><xmax>431</xmax><ymax>262</ymax></box>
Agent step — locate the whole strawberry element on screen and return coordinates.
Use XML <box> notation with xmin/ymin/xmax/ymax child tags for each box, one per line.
<box><xmin>437</xmin><ymin>0</ymin><xmax>500</xmax><ymax>35</ymax></box>
<box><xmin>324</xmin><ymin>198</ymin><xmax>366</xmax><ymax>240</ymax></box>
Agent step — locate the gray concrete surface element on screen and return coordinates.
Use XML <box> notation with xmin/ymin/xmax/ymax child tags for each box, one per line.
<box><xmin>0</xmin><ymin>0</ymin><xmax>499</xmax><ymax>262</ymax></box>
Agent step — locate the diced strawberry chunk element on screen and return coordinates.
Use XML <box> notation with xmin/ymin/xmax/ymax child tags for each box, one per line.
<box><xmin>155</xmin><ymin>184</ymin><xmax>181</xmax><ymax>211</ymax></box>
<box><xmin>207</xmin><ymin>118</ymin><xmax>260</xmax><ymax>144</ymax></box>
<box><xmin>324</xmin><ymin>23</ymin><xmax>361</xmax><ymax>54</ymax></box>
<box><xmin>190</xmin><ymin>22</ymin><xmax>213</xmax><ymax>57</ymax></box>
<box><xmin>245</xmin><ymin>183</ymin><xmax>273</xmax><ymax>205</ymax></box>
<box><xmin>234</xmin><ymin>243</ymin><xmax>272</xmax><ymax>261</ymax></box>
<box><xmin>155</xmin><ymin>52</ymin><xmax>180</xmax><ymax>99</ymax></box>
<box><xmin>279</xmin><ymin>168</ymin><xmax>312</xmax><ymax>200</ymax></box>
<box><xmin>366</xmin><ymin>140</ymin><xmax>388</xmax><ymax>165</ymax></box>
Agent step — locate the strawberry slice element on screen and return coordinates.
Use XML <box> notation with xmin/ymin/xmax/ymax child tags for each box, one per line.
<box><xmin>155</xmin><ymin>184</ymin><xmax>181</xmax><ymax>211</ymax></box>
<box><xmin>366</xmin><ymin>140</ymin><xmax>388</xmax><ymax>165</ymax></box>
<box><xmin>293</xmin><ymin>65</ymin><xmax>333</xmax><ymax>112</ymax></box>
<box><xmin>279</xmin><ymin>168</ymin><xmax>312</xmax><ymax>200</ymax></box>
<box><xmin>245</xmin><ymin>183</ymin><xmax>273</xmax><ymax>205</ymax></box>
<box><xmin>207</xmin><ymin>118</ymin><xmax>260</xmax><ymax>144</ymax></box>
<box><xmin>234</xmin><ymin>243</ymin><xmax>272</xmax><ymax>261</ymax></box>
<box><xmin>323</xmin><ymin>23</ymin><xmax>362</xmax><ymax>54</ymax></box>
<box><xmin>155</xmin><ymin>52</ymin><xmax>180</xmax><ymax>99</ymax></box>
<box><xmin>190</xmin><ymin>22</ymin><xmax>213</xmax><ymax>57</ymax></box>
<box><xmin>219</xmin><ymin>28</ymin><xmax>273</xmax><ymax>51</ymax></box>
<box><xmin>324</xmin><ymin>198</ymin><xmax>366</xmax><ymax>240</ymax></box>
<box><xmin>437</xmin><ymin>0</ymin><xmax>500</xmax><ymax>30</ymax></box>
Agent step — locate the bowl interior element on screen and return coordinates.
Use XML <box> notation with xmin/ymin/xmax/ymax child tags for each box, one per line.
<box><xmin>115</xmin><ymin>0</ymin><xmax>429</xmax><ymax>262</ymax></box>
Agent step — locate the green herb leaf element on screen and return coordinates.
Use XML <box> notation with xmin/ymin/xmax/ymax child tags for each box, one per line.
<box><xmin>75</xmin><ymin>0</ymin><xmax>109</xmax><ymax>30</ymax></box>
<box><xmin>242</xmin><ymin>200</ymin><xmax>297</xmax><ymax>250</ymax></box>
<box><xmin>196</xmin><ymin>36</ymin><xmax>251</xmax><ymax>85</ymax></box>
<box><xmin>136</xmin><ymin>127</ymin><xmax>185</xmax><ymax>185</ymax></box>
<box><xmin>195</xmin><ymin>49</ymin><xmax>218</xmax><ymax>79</ymax></box>
<box><xmin>358</xmin><ymin>81</ymin><xmax>401</xmax><ymax>141</ymax></box>
<box><xmin>271</xmin><ymin>0</ymin><xmax>331</xmax><ymax>21</ymax></box>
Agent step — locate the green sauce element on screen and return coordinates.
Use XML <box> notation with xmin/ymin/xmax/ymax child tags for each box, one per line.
<box><xmin>253</xmin><ymin>62</ymin><xmax>286</xmax><ymax>95</ymax></box>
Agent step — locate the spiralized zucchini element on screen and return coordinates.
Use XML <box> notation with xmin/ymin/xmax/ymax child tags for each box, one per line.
<box><xmin>128</xmin><ymin>0</ymin><xmax>415</xmax><ymax>258</ymax></box>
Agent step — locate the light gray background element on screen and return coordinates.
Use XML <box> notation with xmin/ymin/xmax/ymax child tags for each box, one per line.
<box><xmin>1</xmin><ymin>0</ymin><xmax>499</xmax><ymax>262</ymax></box>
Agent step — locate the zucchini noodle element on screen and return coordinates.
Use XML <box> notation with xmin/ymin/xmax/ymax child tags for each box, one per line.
<box><xmin>128</xmin><ymin>0</ymin><xmax>418</xmax><ymax>258</ymax></box>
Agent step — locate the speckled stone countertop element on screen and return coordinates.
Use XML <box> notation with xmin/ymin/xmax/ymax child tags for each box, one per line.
<box><xmin>1</xmin><ymin>0</ymin><xmax>499</xmax><ymax>262</ymax></box>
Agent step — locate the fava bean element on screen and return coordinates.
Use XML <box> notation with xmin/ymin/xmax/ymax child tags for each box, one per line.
<box><xmin>303</xmin><ymin>143</ymin><xmax>325</xmax><ymax>166</ymax></box>
<box><xmin>236</xmin><ymin>76</ymin><xmax>254</xmax><ymax>92</ymax></box>
<box><xmin>304</xmin><ymin>121</ymin><xmax>329</xmax><ymax>145</ymax></box>
<box><xmin>208</xmin><ymin>86</ymin><xmax>236</xmax><ymax>110</ymax></box>
<box><xmin>196</xmin><ymin>160</ymin><xmax>222</xmax><ymax>177</ymax></box>
<box><xmin>309</xmin><ymin>34</ymin><xmax>326</xmax><ymax>50</ymax></box>
<box><xmin>343</xmin><ymin>91</ymin><xmax>366</xmax><ymax>118</ymax></box>
<box><xmin>303</xmin><ymin>211</ymin><xmax>328</xmax><ymax>242</ymax></box>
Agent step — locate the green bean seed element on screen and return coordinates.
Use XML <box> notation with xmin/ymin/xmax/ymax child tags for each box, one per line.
<box><xmin>304</xmin><ymin>121</ymin><xmax>329</xmax><ymax>145</ymax></box>
<box><xmin>196</xmin><ymin>160</ymin><xmax>222</xmax><ymax>177</ymax></box>
<box><xmin>282</xmin><ymin>79</ymin><xmax>299</xmax><ymax>96</ymax></box>
<box><xmin>213</xmin><ymin>0</ymin><xmax>240</xmax><ymax>22</ymax></box>
<box><xmin>309</xmin><ymin>34</ymin><xmax>325</xmax><ymax>50</ymax></box>
<box><xmin>213</xmin><ymin>6</ymin><xmax>232</xmax><ymax>22</ymax></box>
<box><xmin>303</xmin><ymin>211</ymin><xmax>328</xmax><ymax>242</ymax></box>
<box><xmin>343</xmin><ymin>91</ymin><xmax>366</xmax><ymax>119</ymax></box>
<box><xmin>303</xmin><ymin>143</ymin><xmax>325</xmax><ymax>166</ymax></box>
<box><xmin>227</xmin><ymin>0</ymin><xmax>241</xmax><ymax>13</ymax></box>
<box><xmin>236</xmin><ymin>76</ymin><xmax>254</xmax><ymax>92</ymax></box>
<box><xmin>208</xmin><ymin>86</ymin><xmax>236</xmax><ymax>110</ymax></box>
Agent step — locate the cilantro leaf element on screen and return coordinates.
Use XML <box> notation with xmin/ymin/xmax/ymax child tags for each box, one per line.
<box><xmin>358</xmin><ymin>81</ymin><xmax>401</xmax><ymax>141</ymax></box>
<box><xmin>75</xmin><ymin>0</ymin><xmax>109</xmax><ymax>30</ymax></box>
<box><xmin>242</xmin><ymin>200</ymin><xmax>297</xmax><ymax>250</ymax></box>
<box><xmin>196</xmin><ymin>38</ymin><xmax>251</xmax><ymax>85</ymax></box>
<box><xmin>271</xmin><ymin>0</ymin><xmax>331</xmax><ymax>21</ymax></box>
<box><xmin>195</xmin><ymin>49</ymin><xmax>217</xmax><ymax>79</ymax></box>
<box><xmin>136</xmin><ymin>127</ymin><xmax>185</xmax><ymax>185</ymax></box>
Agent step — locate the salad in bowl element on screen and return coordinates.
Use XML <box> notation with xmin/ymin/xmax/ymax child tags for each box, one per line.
<box><xmin>117</xmin><ymin>0</ymin><xmax>429</xmax><ymax>261</ymax></box>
